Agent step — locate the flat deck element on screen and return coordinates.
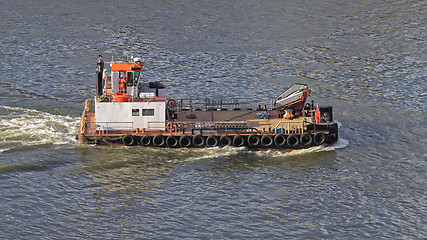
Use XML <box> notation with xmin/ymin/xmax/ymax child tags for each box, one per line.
<box><xmin>176</xmin><ymin>109</ymin><xmax>280</xmax><ymax>122</ymax></box>
<box><xmin>176</xmin><ymin>109</ymin><xmax>310</xmax><ymax>131</ymax></box>
<box><xmin>79</xmin><ymin>107</ymin><xmax>312</xmax><ymax>139</ymax></box>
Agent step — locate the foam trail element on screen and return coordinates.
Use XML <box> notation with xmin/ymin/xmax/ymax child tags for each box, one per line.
<box><xmin>154</xmin><ymin>146</ymin><xmax>247</xmax><ymax>163</ymax></box>
<box><xmin>184</xmin><ymin>146</ymin><xmax>246</xmax><ymax>161</ymax></box>
<box><xmin>255</xmin><ymin>138</ymin><xmax>349</xmax><ymax>158</ymax></box>
<box><xmin>0</xmin><ymin>105</ymin><xmax>80</xmax><ymax>153</ymax></box>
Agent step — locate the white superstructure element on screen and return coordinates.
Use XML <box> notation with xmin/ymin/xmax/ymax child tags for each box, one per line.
<box><xmin>95</xmin><ymin>101</ymin><xmax>166</xmax><ymax>130</ymax></box>
<box><xmin>93</xmin><ymin>55</ymin><xmax>167</xmax><ymax>131</ymax></box>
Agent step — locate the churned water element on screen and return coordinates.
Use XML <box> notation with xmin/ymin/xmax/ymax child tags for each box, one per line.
<box><xmin>1</xmin><ymin>0</ymin><xmax>426</xmax><ymax>239</ymax></box>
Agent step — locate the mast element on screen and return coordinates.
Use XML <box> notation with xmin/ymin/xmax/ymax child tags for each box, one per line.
<box><xmin>96</xmin><ymin>55</ymin><xmax>104</xmax><ymax>96</ymax></box>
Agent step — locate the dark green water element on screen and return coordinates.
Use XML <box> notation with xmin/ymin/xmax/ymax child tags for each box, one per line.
<box><xmin>1</xmin><ymin>0</ymin><xmax>425</xmax><ymax>239</ymax></box>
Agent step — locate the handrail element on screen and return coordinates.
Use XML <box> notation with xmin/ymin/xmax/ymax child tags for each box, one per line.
<box><xmin>273</xmin><ymin>120</ymin><xmax>307</xmax><ymax>134</ymax></box>
<box><xmin>161</xmin><ymin>121</ymin><xmax>259</xmax><ymax>135</ymax></box>
<box><xmin>148</xmin><ymin>121</ymin><xmax>166</xmax><ymax>130</ymax></box>
<box><xmin>86</xmin><ymin>121</ymin><xmax>134</xmax><ymax>134</ymax></box>
<box><xmin>176</xmin><ymin>98</ymin><xmax>254</xmax><ymax>111</ymax></box>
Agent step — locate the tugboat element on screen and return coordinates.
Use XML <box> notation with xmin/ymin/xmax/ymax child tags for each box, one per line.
<box><xmin>76</xmin><ymin>55</ymin><xmax>338</xmax><ymax>149</ymax></box>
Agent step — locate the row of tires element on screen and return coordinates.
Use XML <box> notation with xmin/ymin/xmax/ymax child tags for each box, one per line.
<box><xmin>121</xmin><ymin>132</ymin><xmax>330</xmax><ymax>148</ymax></box>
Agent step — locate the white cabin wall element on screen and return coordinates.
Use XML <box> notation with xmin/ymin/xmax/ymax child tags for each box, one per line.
<box><xmin>95</xmin><ymin>101</ymin><xmax>166</xmax><ymax>130</ymax></box>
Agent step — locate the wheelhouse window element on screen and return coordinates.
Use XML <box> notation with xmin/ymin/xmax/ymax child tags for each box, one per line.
<box><xmin>132</xmin><ymin>109</ymin><xmax>139</xmax><ymax>116</ymax></box>
<box><xmin>127</xmin><ymin>71</ymin><xmax>140</xmax><ymax>86</ymax></box>
<box><xmin>142</xmin><ymin>109</ymin><xmax>154</xmax><ymax>116</ymax></box>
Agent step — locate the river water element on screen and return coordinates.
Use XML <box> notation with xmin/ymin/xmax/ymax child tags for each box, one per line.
<box><xmin>1</xmin><ymin>0</ymin><xmax>426</xmax><ymax>239</ymax></box>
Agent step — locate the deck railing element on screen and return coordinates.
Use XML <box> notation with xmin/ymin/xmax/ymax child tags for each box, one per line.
<box><xmin>147</xmin><ymin>121</ymin><xmax>167</xmax><ymax>130</ymax></box>
<box><xmin>273</xmin><ymin>121</ymin><xmax>307</xmax><ymax>134</ymax></box>
<box><xmin>85</xmin><ymin>122</ymin><xmax>134</xmax><ymax>134</ymax></box>
<box><xmin>163</xmin><ymin>121</ymin><xmax>260</xmax><ymax>135</ymax></box>
<box><xmin>175</xmin><ymin>98</ymin><xmax>254</xmax><ymax>111</ymax></box>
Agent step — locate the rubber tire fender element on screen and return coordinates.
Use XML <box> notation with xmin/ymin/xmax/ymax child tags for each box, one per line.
<box><xmin>104</xmin><ymin>136</ymin><xmax>121</xmax><ymax>143</ymax></box>
<box><xmin>179</xmin><ymin>135</ymin><xmax>192</xmax><ymax>148</ymax></box>
<box><xmin>274</xmin><ymin>134</ymin><xmax>287</xmax><ymax>148</ymax></box>
<box><xmin>220</xmin><ymin>135</ymin><xmax>232</xmax><ymax>147</ymax></box>
<box><xmin>153</xmin><ymin>134</ymin><xmax>165</xmax><ymax>147</ymax></box>
<box><xmin>166</xmin><ymin>135</ymin><xmax>179</xmax><ymax>148</ymax></box>
<box><xmin>247</xmin><ymin>134</ymin><xmax>261</xmax><ymax>147</ymax></box>
<box><xmin>261</xmin><ymin>135</ymin><xmax>274</xmax><ymax>148</ymax></box>
<box><xmin>206</xmin><ymin>135</ymin><xmax>219</xmax><ymax>147</ymax></box>
<box><xmin>122</xmin><ymin>134</ymin><xmax>135</xmax><ymax>146</ymax></box>
<box><xmin>193</xmin><ymin>134</ymin><xmax>205</xmax><ymax>148</ymax></box>
<box><xmin>300</xmin><ymin>132</ymin><xmax>313</xmax><ymax>147</ymax></box>
<box><xmin>232</xmin><ymin>135</ymin><xmax>246</xmax><ymax>147</ymax></box>
<box><xmin>313</xmin><ymin>132</ymin><xmax>326</xmax><ymax>146</ymax></box>
<box><xmin>140</xmin><ymin>136</ymin><xmax>152</xmax><ymax>146</ymax></box>
<box><xmin>287</xmin><ymin>134</ymin><xmax>300</xmax><ymax>148</ymax></box>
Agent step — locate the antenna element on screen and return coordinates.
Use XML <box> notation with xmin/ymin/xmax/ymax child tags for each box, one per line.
<box><xmin>124</xmin><ymin>51</ymin><xmax>136</xmax><ymax>61</ymax></box>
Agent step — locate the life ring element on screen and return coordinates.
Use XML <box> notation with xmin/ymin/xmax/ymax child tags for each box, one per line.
<box><xmin>166</xmin><ymin>135</ymin><xmax>179</xmax><ymax>148</ymax></box>
<box><xmin>247</xmin><ymin>134</ymin><xmax>261</xmax><ymax>147</ymax></box>
<box><xmin>122</xmin><ymin>134</ymin><xmax>135</xmax><ymax>146</ymax></box>
<box><xmin>179</xmin><ymin>135</ymin><xmax>192</xmax><ymax>147</ymax></box>
<box><xmin>140</xmin><ymin>136</ymin><xmax>152</xmax><ymax>146</ymax></box>
<box><xmin>287</xmin><ymin>134</ymin><xmax>300</xmax><ymax>148</ymax></box>
<box><xmin>206</xmin><ymin>135</ymin><xmax>219</xmax><ymax>147</ymax></box>
<box><xmin>166</xmin><ymin>122</ymin><xmax>178</xmax><ymax>132</ymax></box>
<box><xmin>193</xmin><ymin>134</ymin><xmax>205</xmax><ymax>147</ymax></box>
<box><xmin>274</xmin><ymin>134</ymin><xmax>287</xmax><ymax>147</ymax></box>
<box><xmin>300</xmin><ymin>132</ymin><xmax>313</xmax><ymax>147</ymax></box>
<box><xmin>261</xmin><ymin>135</ymin><xmax>274</xmax><ymax>148</ymax></box>
<box><xmin>233</xmin><ymin>135</ymin><xmax>245</xmax><ymax>147</ymax></box>
<box><xmin>167</xmin><ymin>99</ymin><xmax>177</xmax><ymax>108</ymax></box>
<box><xmin>220</xmin><ymin>135</ymin><xmax>232</xmax><ymax>146</ymax></box>
<box><xmin>313</xmin><ymin>132</ymin><xmax>326</xmax><ymax>145</ymax></box>
<box><xmin>153</xmin><ymin>134</ymin><xmax>165</xmax><ymax>147</ymax></box>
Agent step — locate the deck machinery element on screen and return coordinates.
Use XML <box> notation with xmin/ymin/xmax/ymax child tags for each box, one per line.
<box><xmin>77</xmin><ymin>56</ymin><xmax>338</xmax><ymax>149</ymax></box>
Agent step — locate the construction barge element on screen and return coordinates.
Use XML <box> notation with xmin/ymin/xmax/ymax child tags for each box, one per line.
<box><xmin>76</xmin><ymin>55</ymin><xmax>338</xmax><ymax>149</ymax></box>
